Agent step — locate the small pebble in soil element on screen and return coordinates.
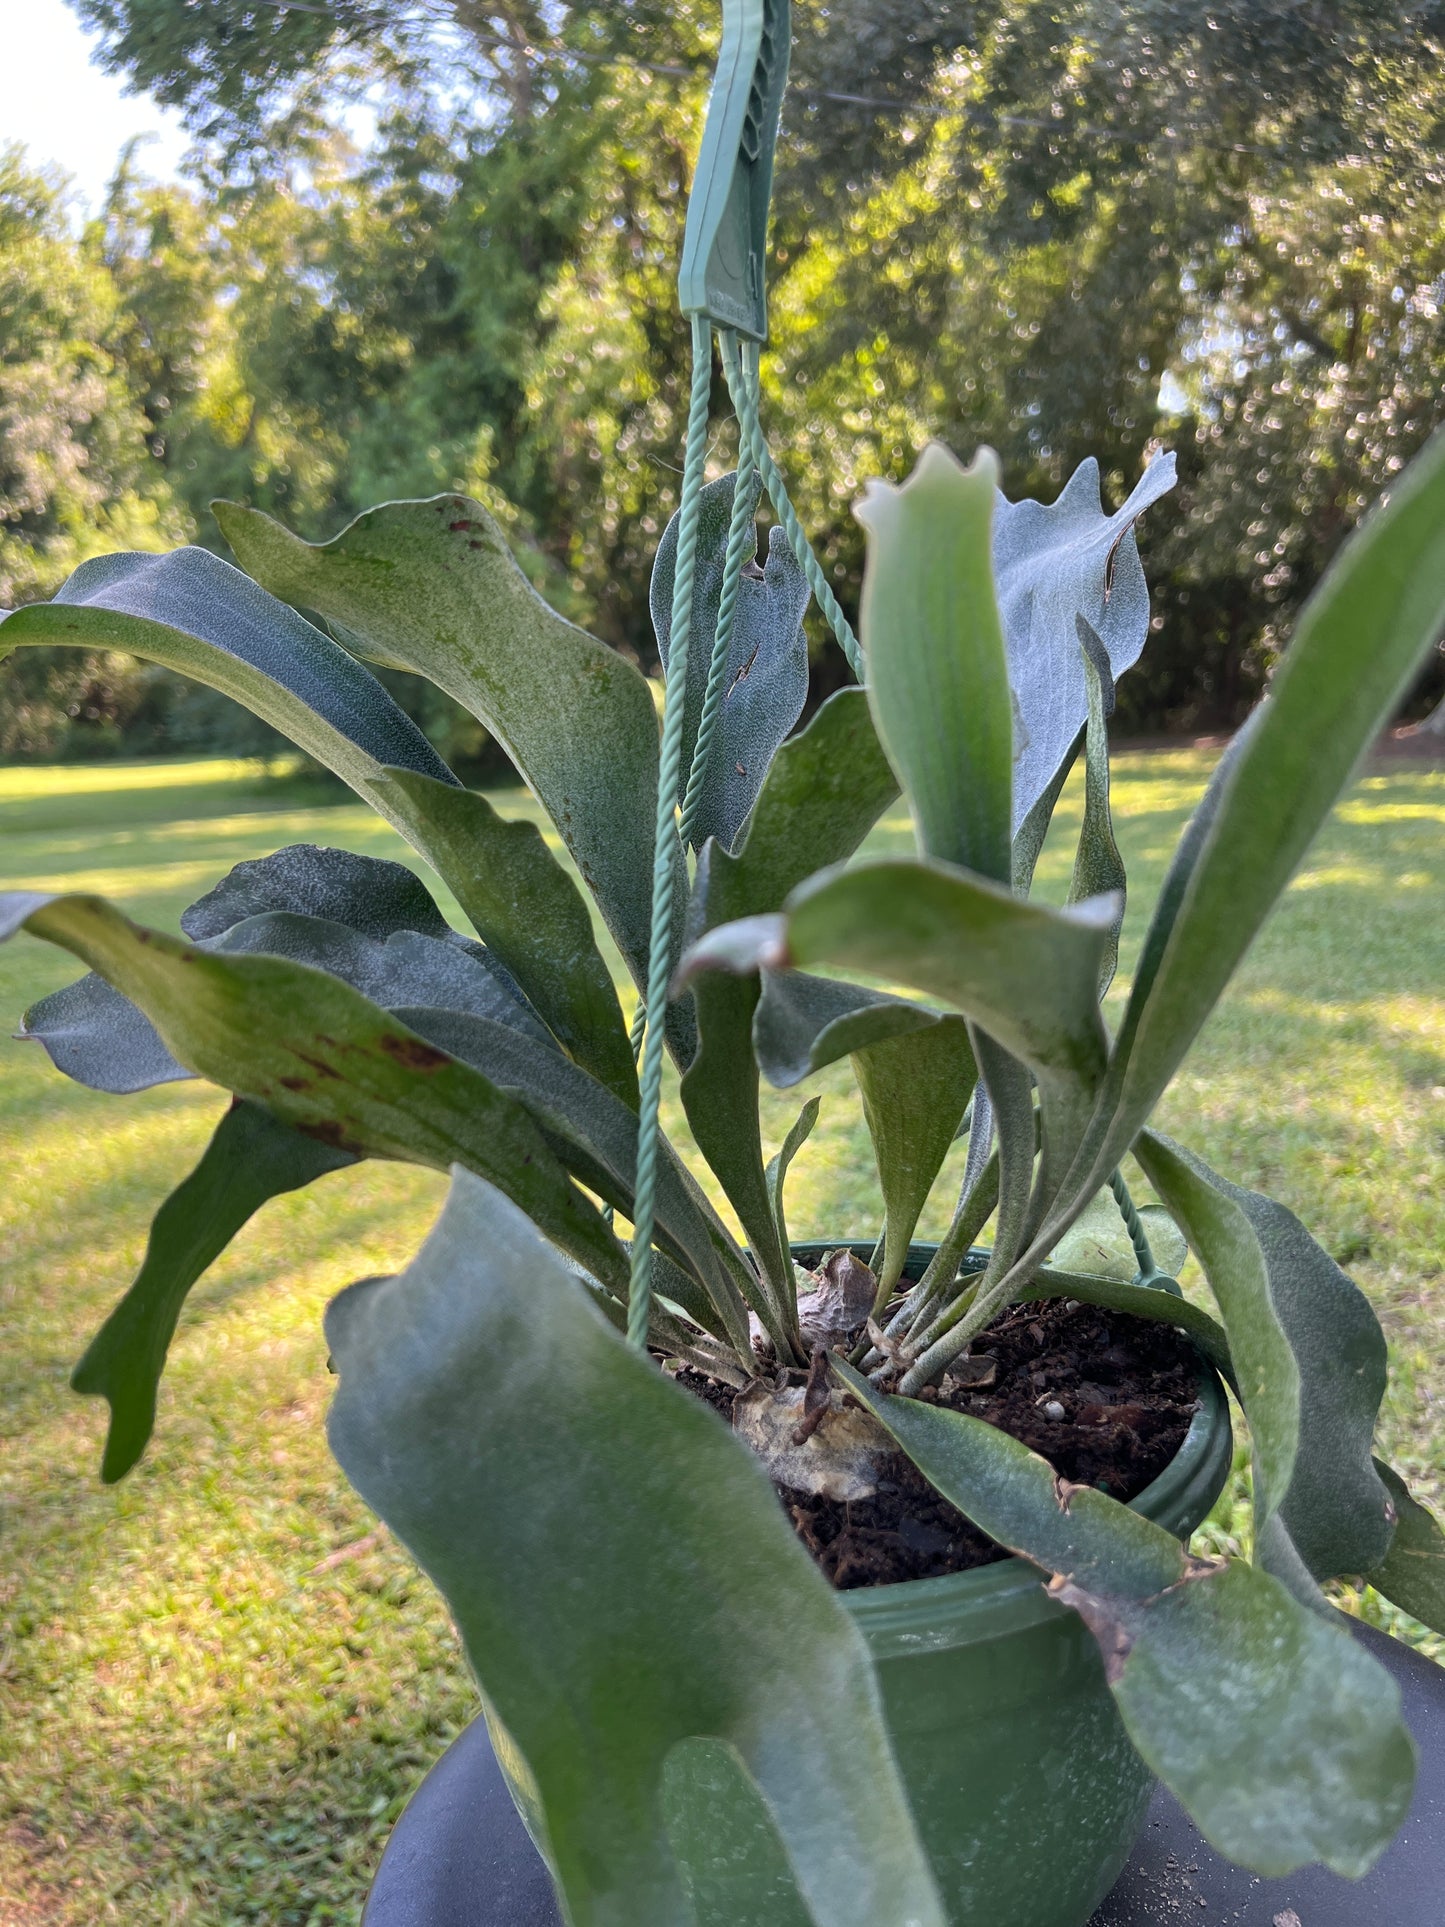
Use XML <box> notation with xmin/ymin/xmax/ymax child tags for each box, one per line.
<box><xmin>1041</xmin><ymin>1399</ymin><xmax>1066</xmax><ymax>1421</ymax></box>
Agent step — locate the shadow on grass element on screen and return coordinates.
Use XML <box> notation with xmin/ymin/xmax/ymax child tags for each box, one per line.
<box><xmin>4</xmin><ymin>1164</ymin><xmax>445</xmax><ymax>1448</ymax></box>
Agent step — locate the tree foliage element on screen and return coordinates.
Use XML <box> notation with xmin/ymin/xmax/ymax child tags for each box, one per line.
<box><xmin>3</xmin><ymin>1</ymin><xmax>1444</xmax><ymax>756</ymax></box>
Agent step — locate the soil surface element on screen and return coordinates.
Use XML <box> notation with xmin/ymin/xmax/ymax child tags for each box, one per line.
<box><xmin>677</xmin><ymin>1297</ymin><xmax>1202</xmax><ymax>1590</ymax></box>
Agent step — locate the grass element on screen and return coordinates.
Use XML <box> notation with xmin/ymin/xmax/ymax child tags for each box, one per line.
<box><xmin>1</xmin><ymin>748</ymin><xmax>1442</xmax><ymax>1923</ymax></box>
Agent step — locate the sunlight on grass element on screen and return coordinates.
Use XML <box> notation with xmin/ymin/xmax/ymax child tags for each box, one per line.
<box><xmin>0</xmin><ymin>755</ymin><xmax>307</xmax><ymax>801</ymax></box>
<box><xmin>1</xmin><ymin>750</ymin><xmax>1442</xmax><ymax>1922</ymax></box>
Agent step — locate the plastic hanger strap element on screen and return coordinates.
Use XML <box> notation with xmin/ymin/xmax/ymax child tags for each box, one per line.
<box><xmin>678</xmin><ymin>0</ymin><xmax>792</xmax><ymax>341</ymax></box>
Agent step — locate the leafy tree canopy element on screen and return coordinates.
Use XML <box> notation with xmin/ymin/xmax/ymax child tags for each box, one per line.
<box><xmin>3</xmin><ymin>0</ymin><xmax>1441</xmax><ymax>755</ymax></box>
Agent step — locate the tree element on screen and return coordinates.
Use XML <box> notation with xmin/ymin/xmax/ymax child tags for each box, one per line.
<box><xmin>40</xmin><ymin>1</ymin><xmax>1445</xmax><ymax>730</ymax></box>
<box><xmin>752</xmin><ymin>1</ymin><xmax>1445</xmax><ymax>721</ymax></box>
<box><xmin>0</xmin><ymin>146</ymin><xmax>195</xmax><ymax>753</ymax></box>
<box><xmin>0</xmin><ymin>147</ymin><xmax>185</xmax><ymax>602</ymax></box>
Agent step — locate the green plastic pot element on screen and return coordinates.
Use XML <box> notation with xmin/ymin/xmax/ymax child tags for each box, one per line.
<box><xmin>495</xmin><ymin>1240</ymin><xmax>1235</xmax><ymax>1927</ymax></box>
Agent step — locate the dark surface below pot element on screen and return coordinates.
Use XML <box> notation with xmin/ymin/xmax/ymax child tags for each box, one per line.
<box><xmin>363</xmin><ymin>1618</ymin><xmax>1445</xmax><ymax>1927</ymax></box>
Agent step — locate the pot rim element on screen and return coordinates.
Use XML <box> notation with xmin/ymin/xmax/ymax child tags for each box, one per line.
<box><xmin>785</xmin><ymin>1238</ymin><xmax>1235</xmax><ymax>1660</ymax></box>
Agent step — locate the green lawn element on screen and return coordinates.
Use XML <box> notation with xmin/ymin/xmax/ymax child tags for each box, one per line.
<box><xmin>1</xmin><ymin>749</ymin><xmax>1442</xmax><ymax>1924</ymax></box>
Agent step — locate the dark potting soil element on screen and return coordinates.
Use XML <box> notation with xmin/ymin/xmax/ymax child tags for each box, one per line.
<box><xmin>676</xmin><ymin>1298</ymin><xmax>1201</xmax><ymax>1590</ymax></box>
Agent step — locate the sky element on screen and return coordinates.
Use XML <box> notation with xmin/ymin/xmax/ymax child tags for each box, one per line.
<box><xmin>2</xmin><ymin>0</ymin><xmax>189</xmax><ymax>213</ymax></box>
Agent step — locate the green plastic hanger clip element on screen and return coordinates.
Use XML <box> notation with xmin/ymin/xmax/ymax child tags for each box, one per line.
<box><xmin>679</xmin><ymin>0</ymin><xmax>791</xmax><ymax>341</ymax></box>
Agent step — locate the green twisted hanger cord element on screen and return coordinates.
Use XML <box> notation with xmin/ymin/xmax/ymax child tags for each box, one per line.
<box><xmin>628</xmin><ymin>311</ymin><xmax>715</xmax><ymax>1349</ymax></box>
<box><xmin>629</xmin><ymin>331</ymin><xmax>864</xmax><ymax>1337</ymax></box>
<box><xmin>678</xmin><ymin>387</ymin><xmax>759</xmax><ymax>848</ymax></box>
<box><xmin>1108</xmin><ymin>1165</ymin><xmax>1159</xmax><ymax>1283</ymax></box>
<box><xmin>628</xmin><ymin>340</ymin><xmax>758</xmax><ymax>1066</ymax></box>
<box><xmin>721</xmin><ymin>338</ymin><xmax>864</xmax><ymax>679</ymax></box>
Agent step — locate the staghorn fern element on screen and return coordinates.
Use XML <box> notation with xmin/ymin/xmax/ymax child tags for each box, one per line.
<box><xmin>5</xmin><ymin>426</ymin><xmax>1445</xmax><ymax>1920</ymax></box>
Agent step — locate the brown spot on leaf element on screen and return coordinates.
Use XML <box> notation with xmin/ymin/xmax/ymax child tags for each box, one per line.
<box><xmin>727</xmin><ymin>646</ymin><xmax>759</xmax><ymax>694</ymax></box>
<box><xmin>1173</xmin><ymin>1552</ymin><xmax>1225</xmax><ymax>1587</ymax></box>
<box><xmin>297</xmin><ymin>1119</ymin><xmax>363</xmax><ymax>1152</ymax></box>
<box><xmin>449</xmin><ymin>519</ymin><xmax>476</xmax><ymax>533</ymax></box>
<box><xmin>378</xmin><ymin>1033</ymin><xmax>450</xmax><ymax>1073</ymax></box>
<box><xmin>1049</xmin><ymin>1577</ymin><xmax>1135</xmax><ymax>1684</ymax></box>
<box><xmin>294</xmin><ymin>1052</ymin><xmax>342</xmax><ymax>1080</ymax></box>
<box><xmin>1053</xmin><ymin>1474</ymin><xmax>1091</xmax><ymax>1513</ymax></box>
